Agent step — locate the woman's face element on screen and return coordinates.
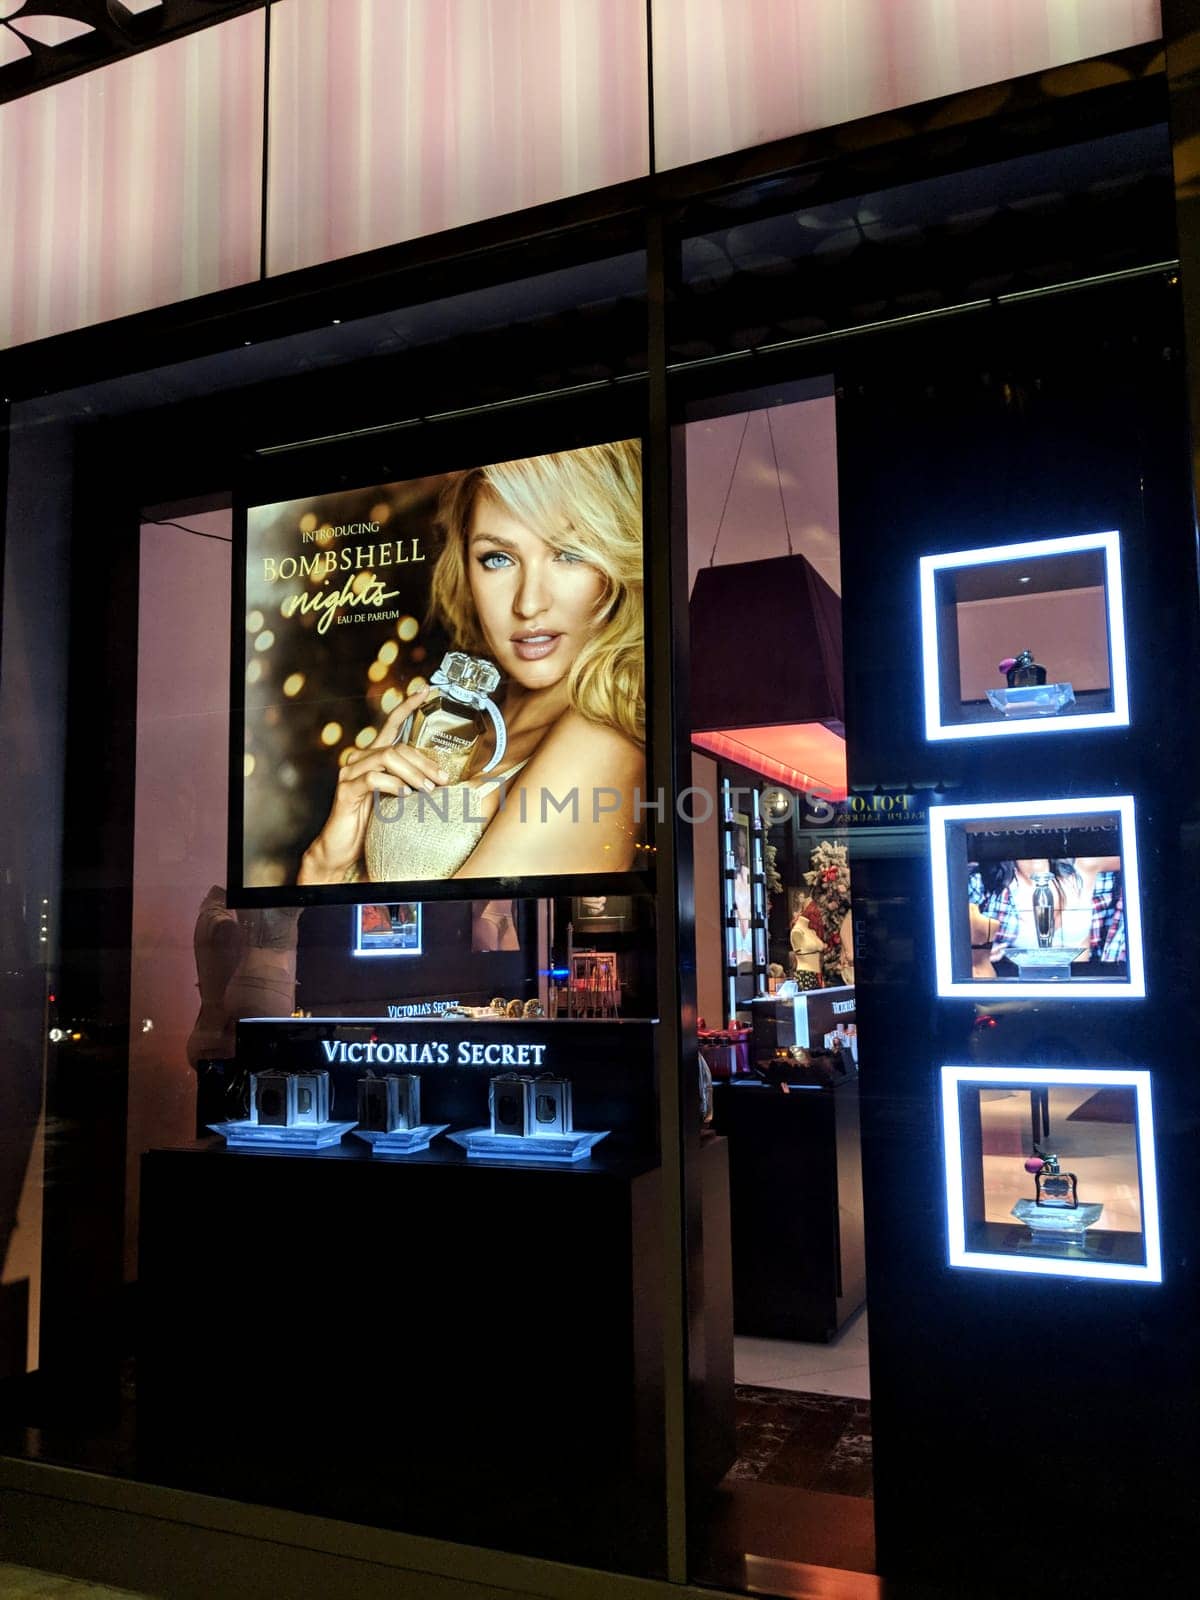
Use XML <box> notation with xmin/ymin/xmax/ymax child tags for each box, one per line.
<box><xmin>467</xmin><ymin>494</ymin><xmax>607</xmax><ymax>690</ymax></box>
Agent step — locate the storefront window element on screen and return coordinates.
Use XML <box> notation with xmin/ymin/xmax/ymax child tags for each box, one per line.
<box><xmin>0</xmin><ymin>240</ymin><xmax>675</xmax><ymax>1579</ymax></box>
<box><xmin>2</xmin><ymin>36</ymin><xmax>1198</xmax><ymax>1598</ymax></box>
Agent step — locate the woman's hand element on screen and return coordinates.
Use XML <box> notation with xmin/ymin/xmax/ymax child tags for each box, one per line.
<box><xmin>297</xmin><ymin>688</ymin><xmax>450</xmax><ymax>884</ymax></box>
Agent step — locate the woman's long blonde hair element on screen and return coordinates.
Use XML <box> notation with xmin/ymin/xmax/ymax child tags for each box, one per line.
<box><xmin>429</xmin><ymin>439</ymin><xmax>644</xmax><ymax>746</ymax></box>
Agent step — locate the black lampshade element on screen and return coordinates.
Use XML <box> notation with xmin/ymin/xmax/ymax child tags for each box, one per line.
<box><xmin>689</xmin><ymin>554</ymin><xmax>844</xmax><ymax>732</ymax></box>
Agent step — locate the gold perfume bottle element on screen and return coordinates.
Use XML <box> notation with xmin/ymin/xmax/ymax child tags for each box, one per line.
<box><xmin>397</xmin><ymin>651</ymin><xmax>506</xmax><ymax>782</ymax></box>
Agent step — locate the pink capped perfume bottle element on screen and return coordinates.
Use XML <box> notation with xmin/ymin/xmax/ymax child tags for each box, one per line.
<box><xmin>1026</xmin><ymin>1146</ymin><xmax>1078</xmax><ymax>1209</ymax></box>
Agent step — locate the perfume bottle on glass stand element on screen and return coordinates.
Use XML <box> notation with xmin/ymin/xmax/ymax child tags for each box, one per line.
<box><xmin>1004</xmin><ymin>649</ymin><xmax>1048</xmax><ymax>688</ymax></box>
<box><xmin>1025</xmin><ymin>1146</ymin><xmax>1079</xmax><ymax>1209</ymax></box>
<box><xmin>395</xmin><ymin>651</ymin><xmax>506</xmax><ymax>782</ymax></box>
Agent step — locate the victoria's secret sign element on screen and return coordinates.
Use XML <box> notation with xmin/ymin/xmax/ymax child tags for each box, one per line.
<box><xmin>321</xmin><ymin>1037</ymin><xmax>549</xmax><ymax>1068</ymax></box>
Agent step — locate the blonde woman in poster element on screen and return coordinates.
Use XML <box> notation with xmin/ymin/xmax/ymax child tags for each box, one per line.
<box><xmin>297</xmin><ymin>442</ymin><xmax>644</xmax><ymax>885</ymax></box>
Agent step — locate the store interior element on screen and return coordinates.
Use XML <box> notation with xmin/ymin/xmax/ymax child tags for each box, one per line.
<box><xmin>681</xmin><ymin>386</ymin><xmax>874</xmax><ymax>1587</ymax></box>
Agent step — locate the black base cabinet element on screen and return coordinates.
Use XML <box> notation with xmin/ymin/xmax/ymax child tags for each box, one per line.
<box><xmin>137</xmin><ymin>1142</ymin><xmax>670</xmax><ymax>1563</ymax></box>
<box><xmin>713</xmin><ymin>1077</ymin><xmax>865</xmax><ymax>1343</ymax></box>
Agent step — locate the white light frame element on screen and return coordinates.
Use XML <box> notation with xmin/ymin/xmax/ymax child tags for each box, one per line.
<box><xmin>353</xmin><ymin>903</ymin><xmax>423</xmax><ymax>958</ymax></box>
<box><xmin>940</xmin><ymin>1065</ymin><xmax>1162</xmax><ymax>1283</ymax></box>
<box><xmin>929</xmin><ymin>794</ymin><xmax>1144</xmax><ymax>999</ymax></box>
<box><xmin>919</xmin><ymin>530</ymin><xmax>1129</xmax><ymax>741</ymax></box>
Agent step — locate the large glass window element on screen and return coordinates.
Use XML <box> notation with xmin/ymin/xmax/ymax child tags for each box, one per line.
<box><xmin>0</xmin><ymin>239</ymin><xmax>676</xmax><ymax>1580</ymax></box>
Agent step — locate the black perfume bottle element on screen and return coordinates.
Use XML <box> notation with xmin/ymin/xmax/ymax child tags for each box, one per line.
<box><xmin>1031</xmin><ymin>1146</ymin><xmax>1078</xmax><ymax>1209</ymax></box>
<box><xmin>1005</xmin><ymin>649</ymin><xmax>1048</xmax><ymax>688</ymax></box>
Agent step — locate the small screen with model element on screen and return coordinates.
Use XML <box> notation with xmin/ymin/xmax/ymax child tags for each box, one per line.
<box><xmin>965</xmin><ymin>827</ymin><xmax>1126</xmax><ymax>984</ymax></box>
<box><xmin>929</xmin><ymin>798</ymin><xmax>1143</xmax><ymax>999</ymax></box>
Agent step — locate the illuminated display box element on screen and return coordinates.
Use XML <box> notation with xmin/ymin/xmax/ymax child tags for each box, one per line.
<box><xmin>353</xmin><ymin>903</ymin><xmax>422</xmax><ymax>956</ymax></box>
<box><xmin>929</xmin><ymin>796</ymin><xmax>1144</xmax><ymax>1000</ymax></box>
<box><xmin>940</xmin><ymin>1066</ymin><xmax>1161</xmax><ymax>1283</ymax></box>
<box><xmin>919</xmin><ymin>531</ymin><xmax>1129</xmax><ymax>741</ymax></box>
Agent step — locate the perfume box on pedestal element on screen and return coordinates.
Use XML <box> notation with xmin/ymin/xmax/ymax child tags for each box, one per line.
<box><xmin>216</xmin><ymin>1069</ymin><xmax>353</xmax><ymax>1148</ymax></box>
<box><xmin>251</xmin><ymin>1070</ymin><xmax>298</xmax><ymax>1127</ymax></box>
<box><xmin>357</xmin><ymin>1074</ymin><xmax>422</xmax><ymax>1133</ymax></box>
<box><xmin>292</xmin><ymin>1070</ymin><xmax>331</xmax><ymax>1126</ymax></box>
<box><xmin>532</xmin><ymin>1076</ymin><xmax>574</xmax><ymax>1135</ymax></box>
<box><xmin>488</xmin><ymin>1073</ymin><xmax>536</xmax><ymax>1136</ymax></box>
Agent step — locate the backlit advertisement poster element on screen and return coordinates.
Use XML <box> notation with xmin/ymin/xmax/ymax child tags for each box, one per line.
<box><xmin>234</xmin><ymin>440</ymin><xmax>646</xmax><ymax>901</ymax></box>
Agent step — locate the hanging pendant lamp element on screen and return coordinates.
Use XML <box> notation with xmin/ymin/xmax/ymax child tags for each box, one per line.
<box><xmin>690</xmin><ymin>550</ymin><xmax>844</xmax><ymax>732</ymax></box>
<box><xmin>689</xmin><ymin>409</ymin><xmax>845</xmax><ymax>797</ymax></box>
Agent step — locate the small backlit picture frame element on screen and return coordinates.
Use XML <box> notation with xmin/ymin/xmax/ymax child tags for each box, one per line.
<box><xmin>353</xmin><ymin>902</ymin><xmax>422</xmax><ymax>957</ymax></box>
<box><xmin>571</xmin><ymin>895</ymin><xmax>634</xmax><ymax>935</ymax></box>
<box><xmin>940</xmin><ymin>1065</ymin><xmax>1161</xmax><ymax>1284</ymax></box>
<box><xmin>918</xmin><ymin>530</ymin><xmax>1129</xmax><ymax>741</ymax></box>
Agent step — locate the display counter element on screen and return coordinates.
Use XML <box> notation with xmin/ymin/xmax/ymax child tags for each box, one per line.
<box><xmin>136</xmin><ymin>1015</ymin><xmax>735</xmax><ymax>1522</ymax></box>
<box><xmin>747</xmin><ymin>985</ymin><xmax>857</xmax><ymax>1058</ymax></box>
<box><xmin>138</xmin><ymin>1142</ymin><xmax>663</xmax><ymax>1490</ymax></box>
<box><xmin>712</xmin><ymin>1072</ymin><xmax>865</xmax><ymax>1343</ymax></box>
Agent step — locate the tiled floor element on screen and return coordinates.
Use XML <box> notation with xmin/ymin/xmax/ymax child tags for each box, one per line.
<box><xmin>734</xmin><ymin>1307</ymin><xmax>870</xmax><ymax>1399</ymax></box>
<box><xmin>0</xmin><ymin>1566</ymin><xmax>154</xmax><ymax>1600</ymax></box>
